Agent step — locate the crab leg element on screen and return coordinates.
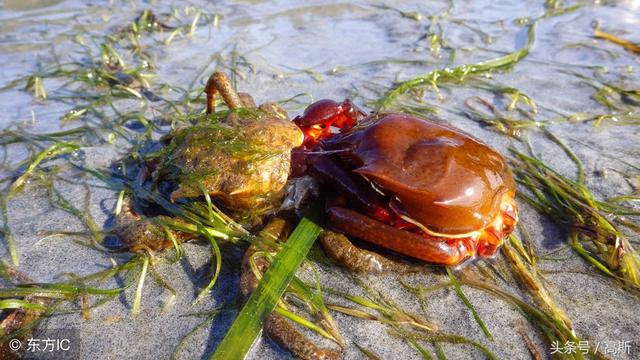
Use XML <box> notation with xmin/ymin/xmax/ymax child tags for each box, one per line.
<box><xmin>309</xmin><ymin>155</ymin><xmax>391</xmax><ymax>221</ymax></box>
<box><xmin>328</xmin><ymin>207</ymin><xmax>474</xmax><ymax>266</ymax></box>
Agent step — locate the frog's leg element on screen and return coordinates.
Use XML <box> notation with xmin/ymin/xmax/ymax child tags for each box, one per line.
<box><xmin>264</xmin><ymin>315</ymin><xmax>342</xmax><ymax>360</ymax></box>
<box><xmin>113</xmin><ymin>199</ymin><xmax>196</xmax><ymax>252</ymax></box>
<box><xmin>0</xmin><ymin>268</ymin><xmax>47</xmax><ymax>340</ymax></box>
<box><xmin>204</xmin><ymin>71</ymin><xmax>244</xmax><ymax>113</ymax></box>
<box><xmin>240</xmin><ymin>218</ymin><xmax>343</xmax><ymax>360</ymax></box>
<box><xmin>204</xmin><ymin>71</ymin><xmax>265</xmax><ymax>114</ymax></box>
<box><xmin>319</xmin><ymin>231</ymin><xmax>417</xmax><ymax>274</ymax></box>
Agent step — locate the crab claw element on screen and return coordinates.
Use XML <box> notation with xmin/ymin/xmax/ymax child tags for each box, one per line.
<box><xmin>293</xmin><ymin>99</ymin><xmax>365</xmax><ymax>147</ymax></box>
<box><xmin>327</xmin><ymin>206</ymin><xmax>471</xmax><ymax>266</ymax></box>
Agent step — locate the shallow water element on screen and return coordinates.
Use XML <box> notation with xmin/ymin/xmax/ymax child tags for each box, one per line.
<box><xmin>0</xmin><ymin>0</ymin><xmax>639</xmax><ymax>359</ymax></box>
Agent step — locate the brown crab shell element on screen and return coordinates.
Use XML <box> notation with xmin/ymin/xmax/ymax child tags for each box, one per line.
<box><xmin>327</xmin><ymin>113</ymin><xmax>516</xmax><ymax>236</ymax></box>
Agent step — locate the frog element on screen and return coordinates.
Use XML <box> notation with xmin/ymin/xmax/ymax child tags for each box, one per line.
<box><xmin>113</xmin><ymin>71</ymin><xmax>303</xmax><ymax>252</ymax></box>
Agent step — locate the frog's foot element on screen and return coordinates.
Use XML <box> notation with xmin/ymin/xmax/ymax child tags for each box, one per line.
<box><xmin>0</xmin><ymin>266</ymin><xmax>39</xmax><ymax>337</ymax></box>
<box><xmin>240</xmin><ymin>218</ymin><xmax>343</xmax><ymax>360</ymax></box>
<box><xmin>113</xmin><ymin>199</ymin><xmax>196</xmax><ymax>252</ymax></box>
<box><xmin>239</xmin><ymin>218</ymin><xmax>291</xmax><ymax>296</ymax></box>
<box><xmin>264</xmin><ymin>315</ymin><xmax>342</xmax><ymax>360</ymax></box>
<box><xmin>319</xmin><ymin>231</ymin><xmax>419</xmax><ymax>273</ymax></box>
<box><xmin>1</xmin><ymin>286</ymin><xmax>47</xmax><ymax>339</ymax></box>
<box><xmin>0</xmin><ymin>299</ymin><xmax>45</xmax><ymax>336</ymax></box>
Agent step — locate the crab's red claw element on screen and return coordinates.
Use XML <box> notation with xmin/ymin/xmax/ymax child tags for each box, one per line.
<box><xmin>293</xmin><ymin>99</ymin><xmax>365</xmax><ymax>147</ymax></box>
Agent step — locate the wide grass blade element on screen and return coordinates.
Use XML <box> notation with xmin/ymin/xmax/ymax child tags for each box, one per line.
<box><xmin>210</xmin><ymin>204</ymin><xmax>322</xmax><ymax>360</ymax></box>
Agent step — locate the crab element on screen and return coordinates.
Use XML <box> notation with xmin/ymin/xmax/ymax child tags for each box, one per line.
<box><xmin>293</xmin><ymin>99</ymin><xmax>518</xmax><ymax>268</ymax></box>
<box><xmin>112</xmin><ymin>72</ymin><xmax>518</xmax><ymax>360</ymax></box>
<box><xmin>117</xmin><ymin>71</ymin><xmax>517</xmax><ymax>265</ymax></box>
